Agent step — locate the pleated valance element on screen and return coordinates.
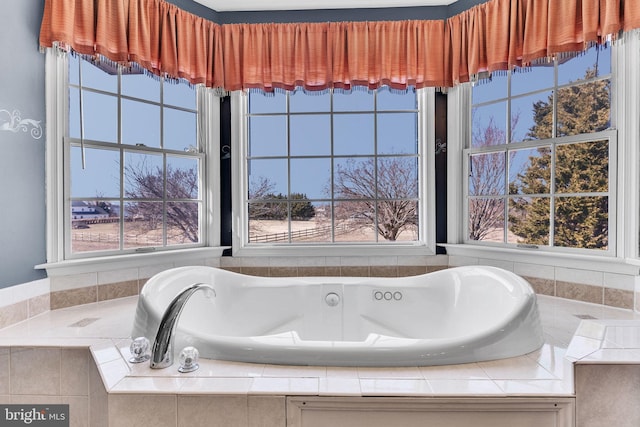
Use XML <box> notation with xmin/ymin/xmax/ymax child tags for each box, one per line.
<box><xmin>39</xmin><ymin>0</ymin><xmax>640</xmax><ymax>91</ymax></box>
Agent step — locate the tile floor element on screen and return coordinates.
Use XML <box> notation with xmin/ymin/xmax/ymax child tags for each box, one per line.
<box><xmin>0</xmin><ymin>294</ymin><xmax>639</xmax><ymax>397</ymax></box>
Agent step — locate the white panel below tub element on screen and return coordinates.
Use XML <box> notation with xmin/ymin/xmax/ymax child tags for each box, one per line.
<box><xmin>287</xmin><ymin>397</ymin><xmax>575</xmax><ymax>427</ymax></box>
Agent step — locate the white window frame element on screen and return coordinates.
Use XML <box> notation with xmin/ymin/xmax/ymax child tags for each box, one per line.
<box><xmin>463</xmin><ymin>130</ymin><xmax>617</xmax><ymax>256</ymax></box>
<box><xmin>40</xmin><ymin>49</ymin><xmax>224</xmax><ymax>276</ymax></box>
<box><xmin>230</xmin><ymin>88</ymin><xmax>436</xmax><ymax>257</ymax></box>
<box><xmin>445</xmin><ymin>36</ymin><xmax>640</xmax><ymax>274</ymax></box>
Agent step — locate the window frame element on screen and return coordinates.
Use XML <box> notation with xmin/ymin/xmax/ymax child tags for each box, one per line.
<box><xmin>42</xmin><ymin>49</ymin><xmax>223</xmax><ymax>273</ymax></box>
<box><xmin>230</xmin><ymin>88</ymin><xmax>436</xmax><ymax>257</ymax></box>
<box><xmin>463</xmin><ymin>130</ymin><xmax>617</xmax><ymax>256</ymax></box>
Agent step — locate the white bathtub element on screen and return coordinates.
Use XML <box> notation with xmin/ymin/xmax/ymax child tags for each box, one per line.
<box><xmin>131</xmin><ymin>265</ymin><xmax>544</xmax><ymax>367</ymax></box>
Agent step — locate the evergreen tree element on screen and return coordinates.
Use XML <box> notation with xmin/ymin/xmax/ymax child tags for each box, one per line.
<box><xmin>509</xmin><ymin>68</ymin><xmax>610</xmax><ymax>249</ymax></box>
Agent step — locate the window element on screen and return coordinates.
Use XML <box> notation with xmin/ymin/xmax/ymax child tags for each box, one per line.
<box><xmin>61</xmin><ymin>54</ymin><xmax>208</xmax><ymax>258</ymax></box>
<box><xmin>467</xmin><ymin>45</ymin><xmax>615</xmax><ymax>254</ymax></box>
<box><xmin>232</xmin><ymin>88</ymin><xmax>433</xmax><ymax>253</ymax></box>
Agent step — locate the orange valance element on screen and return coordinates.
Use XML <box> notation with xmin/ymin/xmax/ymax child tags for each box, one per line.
<box><xmin>40</xmin><ymin>0</ymin><xmax>640</xmax><ymax>91</ymax></box>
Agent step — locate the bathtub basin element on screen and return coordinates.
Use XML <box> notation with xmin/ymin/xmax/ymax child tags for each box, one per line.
<box><xmin>131</xmin><ymin>265</ymin><xmax>544</xmax><ymax>367</ymax></box>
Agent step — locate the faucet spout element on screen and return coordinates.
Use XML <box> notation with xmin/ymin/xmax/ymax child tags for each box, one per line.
<box><xmin>150</xmin><ymin>283</ymin><xmax>215</xmax><ymax>369</ymax></box>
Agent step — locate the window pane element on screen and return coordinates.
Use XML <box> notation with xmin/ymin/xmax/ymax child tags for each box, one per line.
<box><xmin>164</xmin><ymin>81</ymin><xmax>196</xmax><ymax>109</ymax></box>
<box><xmin>468</xmin><ymin>198</ymin><xmax>505</xmax><ymax>242</ymax></box>
<box><xmin>556</xmin><ymin>80</ymin><xmax>611</xmax><ymax>137</ymax></box>
<box><xmin>122</xmin><ymin>100</ymin><xmax>160</xmax><ymax>148</ymax></box>
<box><xmin>554</xmin><ymin>196</ymin><xmax>608</xmax><ymax>250</ymax></box>
<box><xmin>167</xmin><ymin>201</ymin><xmax>200</xmax><ymax>244</ymax></box>
<box><xmin>378</xmin><ymin>113</ymin><xmax>417</xmax><ymax>154</ymax></box>
<box><xmin>124</xmin><ymin>152</ymin><xmax>164</xmax><ymax>199</ymax></box>
<box><xmin>71</xmin><ymin>200</ymin><xmax>120</xmax><ymax>253</ymax></box>
<box><xmin>249</xmin><ymin>116</ymin><xmax>287</xmax><ymax>157</ymax></box>
<box><xmin>249</xmin><ymin>91</ymin><xmax>286</xmax><ymax>114</ymax></box>
<box><xmin>472</xmin><ymin>73</ymin><xmax>507</xmax><ymax>104</ymax></box>
<box><xmin>469</xmin><ymin>153</ymin><xmax>505</xmax><ymax>196</ymax></box>
<box><xmin>509</xmin><ymin>146</ymin><xmax>551</xmax><ymax>194</ymax></box>
<box><xmin>292</xmin><ymin>202</ymin><xmax>328</xmax><ymax>243</ymax></box>
<box><xmin>121</xmin><ymin>72</ymin><xmax>160</xmax><ymax>102</ymax></box>
<box><xmin>555</xmin><ymin>140</ymin><xmax>608</xmax><ymax>194</ymax></box>
<box><xmin>248</xmin><ymin>159</ymin><xmax>288</xmax><ymax>197</ymax></box>
<box><xmin>377</xmin><ymin>89</ymin><xmax>416</xmax><ymax>110</ymax></box>
<box><xmin>290</xmin><ymin>90</ymin><xmax>330</xmax><ymax>112</ymax></box>
<box><xmin>290</xmin><ymin>114</ymin><xmax>330</xmax><ymax>156</ymax></box>
<box><xmin>166</xmin><ymin>156</ymin><xmax>199</xmax><ymax>199</ymax></box>
<box><xmin>334</xmin><ymin>90</ymin><xmax>374</xmax><ymax>111</ymax></box>
<box><xmin>81</xmin><ymin>60</ymin><xmax>117</xmax><ymax>93</ymax></box>
<box><xmin>471</xmin><ymin>102</ymin><xmax>507</xmax><ymax>147</ymax></box>
<box><xmin>334</xmin><ymin>158</ymin><xmax>375</xmax><ymax>199</ymax></box>
<box><xmin>82</xmin><ymin>91</ymin><xmax>118</xmax><ymax>143</ymax></box>
<box><xmin>333</xmin><ymin>201</ymin><xmax>376</xmax><ymax>243</ymax></box>
<box><xmin>377</xmin><ymin>200</ymin><xmax>418</xmax><ymax>241</ymax></box>
<box><xmin>164</xmin><ymin>108</ymin><xmax>197</xmax><ymax>151</ymax></box>
<box><xmin>558</xmin><ymin>44</ymin><xmax>610</xmax><ymax>86</ymax></box>
<box><xmin>378</xmin><ymin>157</ymin><xmax>418</xmax><ymax>199</ymax></box>
<box><xmin>508</xmin><ymin>197</ymin><xmax>550</xmax><ymax>245</ymax></box>
<box><xmin>511</xmin><ymin>66</ymin><xmax>554</xmax><ymax>95</ymax></box>
<box><xmin>68</xmin><ymin>54</ymin><xmax>80</xmax><ymax>86</ymax></box>
<box><xmin>290</xmin><ymin>158</ymin><xmax>330</xmax><ymax>199</ymax></box>
<box><xmin>248</xmin><ymin>202</ymin><xmax>288</xmax><ymax>243</ymax></box>
<box><xmin>71</xmin><ymin>147</ymin><xmax>120</xmax><ymax>198</ymax></box>
<box><xmin>511</xmin><ymin>91</ymin><xmax>553</xmax><ymax>141</ymax></box>
<box><xmin>124</xmin><ymin>201</ymin><xmax>163</xmax><ymax>249</ymax></box>
<box><xmin>334</xmin><ymin>114</ymin><xmax>374</xmax><ymax>156</ymax></box>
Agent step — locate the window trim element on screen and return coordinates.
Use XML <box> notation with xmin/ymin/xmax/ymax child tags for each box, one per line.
<box><xmin>230</xmin><ymin>88</ymin><xmax>436</xmax><ymax>257</ymax></box>
<box><xmin>41</xmin><ymin>49</ymin><xmax>224</xmax><ymax>274</ymax></box>
<box><xmin>463</xmin><ymin>130</ymin><xmax>617</xmax><ymax>256</ymax></box>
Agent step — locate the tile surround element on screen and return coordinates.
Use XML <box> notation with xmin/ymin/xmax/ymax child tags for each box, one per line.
<box><xmin>1</xmin><ymin>296</ymin><xmax>640</xmax><ymax>426</ymax></box>
<box><xmin>0</xmin><ymin>254</ymin><xmax>639</xmax><ymax>334</ymax></box>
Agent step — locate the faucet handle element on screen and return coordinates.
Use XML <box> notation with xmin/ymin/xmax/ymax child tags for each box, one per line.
<box><xmin>129</xmin><ymin>337</ymin><xmax>151</xmax><ymax>363</ymax></box>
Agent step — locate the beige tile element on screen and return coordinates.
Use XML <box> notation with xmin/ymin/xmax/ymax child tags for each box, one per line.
<box><xmin>0</xmin><ymin>301</ymin><xmax>28</xmax><ymax>329</ymax></box>
<box><xmin>298</xmin><ymin>266</ymin><xmax>327</xmax><ymax>276</ymax></box>
<box><xmin>325</xmin><ymin>266</ymin><xmax>341</xmax><ymax>276</ymax></box>
<box><xmin>241</xmin><ymin>267</ymin><xmax>269</xmax><ymax>277</ymax></box>
<box><xmin>604</xmin><ymin>288</ymin><xmax>634</xmax><ymax>310</ymax></box>
<box><xmin>51</xmin><ymin>287</ymin><xmax>98</xmax><ymax>310</ymax></box>
<box><xmin>61</xmin><ymin>348</ymin><xmax>89</xmax><ymax>396</ymax></box>
<box><xmin>10</xmin><ymin>395</ymin><xmax>63</xmax><ymax>404</ymax></box>
<box><xmin>370</xmin><ymin>266</ymin><xmax>398</xmax><ymax>277</ymax></box>
<box><xmin>89</xmin><ymin>359</ymin><xmax>109</xmax><ymax>427</ymax></box>
<box><xmin>10</xmin><ymin>347</ymin><xmax>61</xmax><ymax>395</ymax></box>
<box><xmin>340</xmin><ymin>266</ymin><xmax>369</xmax><ymax>277</ymax></box>
<box><xmin>576</xmin><ymin>364</ymin><xmax>640</xmax><ymax>427</ymax></box>
<box><xmin>0</xmin><ymin>347</ymin><xmax>9</xmax><ymax>394</ymax></box>
<box><xmin>28</xmin><ymin>293</ymin><xmax>50</xmax><ymax>317</ymax></box>
<box><xmin>66</xmin><ymin>395</ymin><xmax>89</xmax><ymax>427</ymax></box>
<box><xmin>556</xmin><ymin>281</ymin><xmax>603</xmax><ymax>305</ymax></box>
<box><xmin>268</xmin><ymin>267</ymin><xmax>298</xmax><ymax>277</ymax></box>
<box><xmin>397</xmin><ymin>266</ymin><xmax>427</xmax><ymax>277</ymax></box>
<box><xmin>108</xmin><ymin>394</ymin><xmax>177</xmax><ymax>427</ymax></box>
<box><xmin>525</xmin><ymin>276</ymin><xmax>555</xmax><ymax>296</ymax></box>
<box><xmin>426</xmin><ymin>265</ymin><xmax>448</xmax><ymax>273</ymax></box>
<box><xmin>97</xmin><ymin>280</ymin><xmax>139</xmax><ymax>302</ymax></box>
<box><xmin>178</xmin><ymin>395</ymin><xmax>247</xmax><ymax>427</ymax></box>
<box><xmin>248</xmin><ymin>395</ymin><xmax>286</xmax><ymax>427</ymax></box>
<box><xmin>50</xmin><ymin>272</ymin><xmax>97</xmax><ymax>292</ymax></box>
<box><xmin>98</xmin><ymin>268</ymin><xmax>138</xmax><ymax>285</ymax></box>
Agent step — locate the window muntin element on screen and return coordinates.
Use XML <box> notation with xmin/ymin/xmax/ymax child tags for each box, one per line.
<box><xmin>467</xmin><ymin>45</ymin><xmax>614</xmax><ymax>253</ymax></box>
<box><xmin>66</xmin><ymin>55</ymin><xmax>204</xmax><ymax>257</ymax></box>
<box><xmin>244</xmin><ymin>88</ymin><xmax>423</xmax><ymax>245</ymax></box>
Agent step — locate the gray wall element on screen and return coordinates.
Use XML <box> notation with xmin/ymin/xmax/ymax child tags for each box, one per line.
<box><xmin>0</xmin><ymin>0</ymin><xmax>46</xmax><ymax>288</ymax></box>
<box><xmin>0</xmin><ymin>0</ymin><xmax>484</xmax><ymax>289</ymax></box>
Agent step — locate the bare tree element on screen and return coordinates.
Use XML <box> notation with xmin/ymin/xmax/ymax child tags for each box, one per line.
<box><xmin>333</xmin><ymin>157</ymin><xmax>418</xmax><ymax>241</ymax></box>
<box><xmin>468</xmin><ymin>114</ymin><xmax>519</xmax><ymax>241</ymax></box>
<box><xmin>125</xmin><ymin>161</ymin><xmax>199</xmax><ymax>243</ymax></box>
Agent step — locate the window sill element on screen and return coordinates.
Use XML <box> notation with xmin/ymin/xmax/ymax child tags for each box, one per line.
<box><xmin>232</xmin><ymin>243</ymin><xmax>436</xmax><ymax>258</ymax></box>
<box><xmin>441</xmin><ymin>244</ymin><xmax>640</xmax><ymax>275</ymax></box>
<box><xmin>36</xmin><ymin>247</ymin><xmax>229</xmax><ymax>277</ymax></box>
